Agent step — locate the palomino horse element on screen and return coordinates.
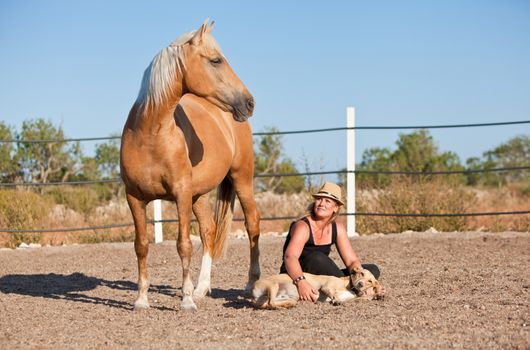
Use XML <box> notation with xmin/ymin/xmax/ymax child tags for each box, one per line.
<box><xmin>120</xmin><ymin>20</ymin><xmax>260</xmax><ymax>311</ymax></box>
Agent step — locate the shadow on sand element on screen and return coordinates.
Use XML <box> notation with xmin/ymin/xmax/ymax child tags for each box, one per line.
<box><xmin>0</xmin><ymin>273</ymin><xmax>176</xmax><ymax>311</ymax></box>
<box><xmin>210</xmin><ymin>287</ymin><xmax>254</xmax><ymax>309</ymax></box>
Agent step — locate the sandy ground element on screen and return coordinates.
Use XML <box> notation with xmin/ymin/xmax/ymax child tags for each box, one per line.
<box><xmin>0</xmin><ymin>231</ymin><xmax>529</xmax><ymax>349</ymax></box>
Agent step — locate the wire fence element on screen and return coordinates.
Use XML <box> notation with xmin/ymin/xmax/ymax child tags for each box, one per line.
<box><xmin>3</xmin><ymin>120</ymin><xmax>529</xmax><ymax>142</ymax></box>
<box><xmin>3</xmin><ymin>209</ymin><xmax>530</xmax><ymax>234</ymax></box>
<box><xmin>2</xmin><ymin>166</ymin><xmax>530</xmax><ymax>188</ymax></box>
<box><xmin>1</xmin><ymin>119</ymin><xmax>529</xmax><ymax>234</ymax></box>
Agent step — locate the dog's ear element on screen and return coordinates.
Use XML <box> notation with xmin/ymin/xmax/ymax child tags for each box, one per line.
<box><xmin>352</xmin><ymin>267</ymin><xmax>364</xmax><ymax>276</ymax></box>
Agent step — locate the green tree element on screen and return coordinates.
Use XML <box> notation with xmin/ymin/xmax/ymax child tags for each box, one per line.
<box><xmin>464</xmin><ymin>156</ymin><xmax>484</xmax><ymax>186</ymax></box>
<box><xmin>391</xmin><ymin>129</ymin><xmax>462</xmax><ymax>172</ymax></box>
<box><xmin>95</xmin><ymin>136</ymin><xmax>120</xmax><ymax>179</ymax></box>
<box><xmin>16</xmin><ymin>119</ymin><xmax>82</xmax><ymax>183</ymax></box>
<box><xmin>254</xmin><ymin>126</ymin><xmax>305</xmax><ymax>193</ymax></box>
<box><xmin>357</xmin><ymin>147</ymin><xmax>394</xmax><ymax>186</ymax></box>
<box><xmin>467</xmin><ymin>135</ymin><xmax>530</xmax><ymax>186</ymax></box>
<box><xmin>94</xmin><ymin>136</ymin><xmax>121</xmax><ymax>198</ymax></box>
<box><xmin>357</xmin><ymin>130</ymin><xmax>464</xmax><ymax>187</ymax></box>
<box><xmin>0</xmin><ymin>122</ymin><xmax>20</xmax><ymax>182</ymax></box>
<box><xmin>77</xmin><ymin>156</ymin><xmax>101</xmax><ymax>181</ymax></box>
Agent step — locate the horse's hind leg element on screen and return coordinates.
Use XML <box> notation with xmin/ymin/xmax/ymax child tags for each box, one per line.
<box><xmin>232</xmin><ymin>179</ymin><xmax>261</xmax><ymax>289</ymax></box>
<box><xmin>174</xmin><ymin>185</ymin><xmax>197</xmax><ymax>311</ymax></box>
<box><xmin>192</xmin><ymin>194</ymin><xmax>216</xmax><ymax>298</ymax></box>
<box><xmin>126</xmin><ymin>193</ymin><xmax>150</xmax><ymax>309</ymax></box>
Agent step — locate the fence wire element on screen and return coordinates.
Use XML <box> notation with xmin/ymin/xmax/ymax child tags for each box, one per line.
<box><xmin>1</xmin><ymin>120</ymin><xmax>529</xmax><ymax>143</ymax></box>
<box><xmin>3</xmin><ymin>209</ymin><xmax>530</xmax><ymax>234</ymax></box>
<box><xmin>1</xmin><ymin>166</ymin><xmax>530</xmax><ymax>188</ymax></box>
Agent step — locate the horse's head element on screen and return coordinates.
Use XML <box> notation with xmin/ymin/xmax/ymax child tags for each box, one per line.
<box><xmin>179</xmin><ymin>20</ymin><xmax>255</xmax><ymax>122</ymax></box>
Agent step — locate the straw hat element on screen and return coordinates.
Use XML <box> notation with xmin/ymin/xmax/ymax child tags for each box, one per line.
<box><xmin>312</xmin><ymin>182</ymin><xmax>344</xmax><ymax>206</ymax></box>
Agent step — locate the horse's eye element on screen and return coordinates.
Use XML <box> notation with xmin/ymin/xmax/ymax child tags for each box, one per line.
<box><xmin>209</xmin><ymin>57</ymin><xmax>223</xmax><ymax>65</ymax></box>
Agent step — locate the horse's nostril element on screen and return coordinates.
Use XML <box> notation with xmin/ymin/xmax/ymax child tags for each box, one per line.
<box><xmin>247</xmin><ymin>97</ymin><xmax>255</xmax><ymax>111</ymax></box>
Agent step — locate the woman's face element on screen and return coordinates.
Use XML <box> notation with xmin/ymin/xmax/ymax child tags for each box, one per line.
<box><xmin>313</xmin><ymin>197</ymin><xmax>339</xmax><ymax>219</ymax></box>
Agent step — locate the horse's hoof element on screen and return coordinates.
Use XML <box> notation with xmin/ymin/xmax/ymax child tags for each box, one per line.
<box><xmin>133</xmin><ymin>300</ymin><xmax>150</xmax><ymax>310</ymax></box>
<box><xmin>180</xmin><ymin>295</ymin><xmax>198</xmax><ymax>312</ymax></box>
<box><xmin>180</xmin><ymin>300</ymin><xmax>198</xmax><ymax>312</ymax></box>
<box><xmin>245</xmin><ymin>280</ymin><xmax>257</xmax><ymax>291</ymax></box>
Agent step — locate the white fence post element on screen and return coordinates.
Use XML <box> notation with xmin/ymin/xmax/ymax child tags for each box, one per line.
<box><xmin>346</xmin><ymin>107</ymin><xmax>357</xmax><ymax>237</ymax></box>
<box><xmin>153</xmin><ymin>199</ymin><xmax>163</xmax><ymax>243</ymax></box>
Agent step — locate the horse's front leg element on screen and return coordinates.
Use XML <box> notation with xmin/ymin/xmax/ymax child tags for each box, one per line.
<box><xmin>233</xmin><ymin>180</ymin><xmax>261</xmax><ymax>290</ymax></box>
<box><xmin>126</xmin><ymin>193</ymin><xmax>150</xmax><ymax>309</ymax></box>
<box><xmin>175</xmin><ymin>186</ymin><xmax>197</xmax><ymax>311</ymax></box>
<box><xmin>192</xmin><ymin>195</ymin><xmax>216</xmax><ymax>298</ymax></box>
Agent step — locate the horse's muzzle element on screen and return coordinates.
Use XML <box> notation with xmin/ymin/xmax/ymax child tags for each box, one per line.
<box><xmin>233</xmin><ymin>96</ymin><xmax>255</xmax><ymax>122</ymax></box>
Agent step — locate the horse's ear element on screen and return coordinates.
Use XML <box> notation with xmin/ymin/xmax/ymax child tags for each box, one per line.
<box><xmin>208</xmin><ymin>21</ymin><xmax>215</xmax><ymax>32</ymax></box>
<box><xmin>191</xmin><ymin>18</ymin><xmax>210</xmax><ymax>46</ymax></box>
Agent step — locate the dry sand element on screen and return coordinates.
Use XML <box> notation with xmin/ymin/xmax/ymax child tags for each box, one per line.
<box><xmin>0</xmin><ymin>231</ymin><xmax>528</xmax><ymax>349</ymax></box>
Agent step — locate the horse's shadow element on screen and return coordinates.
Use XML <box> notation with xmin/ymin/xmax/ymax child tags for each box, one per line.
<box><xmin>0</xmin><ymin>273</ymin><xmax>253</xmax><ymax>311</ymax></box>
<box><xmin>0</xmin><ymin>273</ymin><xmax>175</xmax><ymax>311</ymax></box>
<box><xmin>210</xmin><ymin>288</ymin><xmax>254</xmax><ymax>309</ymax></box>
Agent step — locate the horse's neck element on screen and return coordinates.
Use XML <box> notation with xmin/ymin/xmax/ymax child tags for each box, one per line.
<box><xmin>133</xmin><ymin>86</ymin><xmax>184</xmax><ymax>135</ymax></box>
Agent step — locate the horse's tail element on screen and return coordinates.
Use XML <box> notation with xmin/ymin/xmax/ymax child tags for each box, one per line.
<box><xmin>212</xmin><ymin>177</ymin><xmax>236</xmax><ymax>260</ymax></box>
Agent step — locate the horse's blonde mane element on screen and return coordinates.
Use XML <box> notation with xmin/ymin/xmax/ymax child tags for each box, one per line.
<box><xmin>135</xmin><ymin>31</ymin><xmax>196</xmax><ymax>109</ymax></box>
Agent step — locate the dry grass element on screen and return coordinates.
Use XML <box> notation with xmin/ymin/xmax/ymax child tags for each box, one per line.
<box><xmin>356</xmin><ymin>177</ymin><xmax>475</xmax><ymax>234</ymax></box>
<box><xmin>0</xmin><ymin>182</ymin><xmax>528</xmax><ymax>248</ymax></box>
<box><xmin>356</xmin><ymin>179</ymin><xmax>529</xmax><ymax>234</ymax></box>
<box><xmin>0</xmin><ymin>190</ymin><xmax>52</xmax><ymax>230</ymax></box>
<box><xmin>467</xmin><ymin>183</ymin><xmax>530</xmax><ymax>232</ymax></box>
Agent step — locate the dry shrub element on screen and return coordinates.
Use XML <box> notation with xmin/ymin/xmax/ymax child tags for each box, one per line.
<box><xmin>43</xmin><ymin>186</ymin><xmax>100</xmax><ymax>215</ymax></box>
<box><xmin>2</xmin><ymin>179</ymin><xmax>527</xmax><ymax>248</ymax></box>
<box><xmin>0</xmin><ymin>189</ymin><xmax>53</xmax><ymax>248</ymax></box>
<box><xmin>8</xmin><ymin>232</ymin><xmax>43</xmax><ymax>248</ymax></box>
<box><xmin>253</xmin><ymin>191</ymin><xmax>309</xmax><ymax>218</ymax></box>
<box><xmin>0</xmin><ymin>189</ymin><xmax>52</xmax><ymax>230</ymax></box>
<box><xmin>468</xmin><ymin>183</ymin><xmax>530</xmax><ymax>232</ymax></box>
<box><xmin>92</xmin><ymin>199</ymin><xmax>131</xmax><ymax>225</ymax></box>
<box><xmin>76</xmin><ymin>230</ymin><xmax>135</xmax><ymax>244</ymax></box>
<box><xmin>161</xmin><ymin>190</ymin><xmax>313</xmax><ymax>235</ymax></box>
<box><xmin>234</xmin><ymin>191</ymin><xmax>310</xmax><ymax>233</ymax></box>
<box><xmin>48</xmin><ymin>204</ymin><xmax>86</xmax><ymax>228</ymax></box>
<box><xmin>356</xmin><ymin>176</ymin><xmax>476</xmax><ymax>234</ymax></box>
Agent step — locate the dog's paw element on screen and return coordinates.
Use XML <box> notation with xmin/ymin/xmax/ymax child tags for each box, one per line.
<box><xmin>330</xmin><ymin>299</ymin><xmax>343</xmax><ymax>306</ymax></box>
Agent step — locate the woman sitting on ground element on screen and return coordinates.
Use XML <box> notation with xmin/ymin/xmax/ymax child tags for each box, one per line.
<box><xmin>280</xmin><ymin>182</ymin><xmax>384</xmax><ymax>302</ymax></box>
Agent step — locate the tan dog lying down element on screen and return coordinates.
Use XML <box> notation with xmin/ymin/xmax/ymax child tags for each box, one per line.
<box><xmin>252</xmin><ymin>268</ymin><xmax>384</xmax><ymax>309</ymax></box>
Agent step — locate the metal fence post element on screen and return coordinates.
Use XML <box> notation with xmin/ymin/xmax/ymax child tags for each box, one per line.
<box><xmin>154</xmin><ymin>199</ymin><xmax>163</xmax><ymax>243</ymax></box>
<box><xmin>347</xmin><ymin>107</ymin><xmax>358</xmax><ymax>237</ymax></box>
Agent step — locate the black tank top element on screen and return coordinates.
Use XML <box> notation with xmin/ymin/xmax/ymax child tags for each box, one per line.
<box><xmin>279</xmin><ymin>217</ymin><xmax>338</xmax><ymax>273</ymax></box>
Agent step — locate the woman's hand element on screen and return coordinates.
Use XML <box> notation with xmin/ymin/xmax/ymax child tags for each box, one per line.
<box><xmin>296</xmin><ymin>280</ymin><xmax>318</xmax><ymax>302</ymax></box>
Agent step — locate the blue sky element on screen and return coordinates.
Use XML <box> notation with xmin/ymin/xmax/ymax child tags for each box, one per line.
<box><xmin>1</xmin><ymin>1</ymin><xmax>529</xmax><ymax>179</ymax></box>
